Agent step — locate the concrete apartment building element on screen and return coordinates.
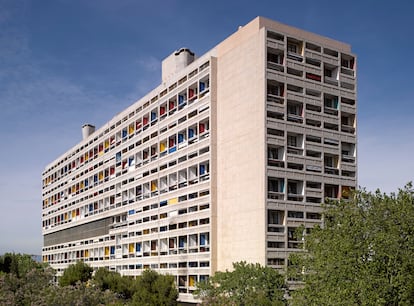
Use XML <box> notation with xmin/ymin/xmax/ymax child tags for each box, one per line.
<box><xmin>42</xmin><ymin>17</ymin><xmax>356</xmax><ymax>303</ymax></box>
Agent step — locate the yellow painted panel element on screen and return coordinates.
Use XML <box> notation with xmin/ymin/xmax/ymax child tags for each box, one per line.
<box><xmin>168</xmin><ymin>198</ymin><xmax>178</xmax><ymax>205</ymax></box>
<box><xmin>129</xmin><ymin>243</ymin><xmax>134</xmax><ymax>253</ymax></box>
<box><xmin>189</xmin><ymin>276</ymin><xmax>196</xmax><ymax>287</ymax></box>
<box><xmin>151</xmin><ymin>181</ymin><xmax>157</xmax><ymax>191</ymax></box>
<box><xmin>72</xmin><ymin>210</ymin><xmax>76</xmax><ymax>218</ymax></box>
<box><xmin>104</xmin><ymin>247</ymin><xmax>109</xmax><ymax>256</ymax></box>
<box><xmin>160</xmin><ymin>142</ymin><xmax>166</xmax><ymax>152</ymax></box>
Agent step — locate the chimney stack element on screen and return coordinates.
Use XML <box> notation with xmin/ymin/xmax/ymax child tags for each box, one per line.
<box><xmin>162</xmin><ymin>48</ymin><xmax>195</xmax><ymax>82</ymax></box>
<box><xmin>82</xmin><ymin>124</ymin><xmax>95</xmax><ymax>140</ymax></box>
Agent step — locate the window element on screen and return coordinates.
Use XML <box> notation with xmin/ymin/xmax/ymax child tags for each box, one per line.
<box><xmin>287</xmin><ymin>38</ymin><xmax>302</xmax><ymax>61</ymax></box>
<box><xmin>324</xmin><ymin>154</ymin><xmax>339</xmax><ymax>175</ymax></box>
<box><xmin>267</xmin><ymin>31</ymin><xmax>284</xmax><ymax>41</ymax></box>
<box><xmin>268</xmin><ymin>258</ymin><xmax>285</xmax><ymax>266</ymax></box>
<box><xmin>288</xmin><ymin>44</ymin><xmax>297</xmax><ymax>53</ymax></box>
<box><xmin>341</xmin><ymin>142</ymin><xmax>355</xmax><ymax>162</ymax></box>
<box><xmin>305</xmin><ymin>42</ymin><xmax>321</xmax><ymax>52</ymax></box>
<box><xmin>287</xmin><ymin>102</ymin><xmax>304</xmax><ymax>122</ymax></box>
<box><xmin>288</xmin><ymin>103</ymin><xmax>301</xmax><ymax>116</ymax></box>
<box><xmin>307</xmin><ymin>212</ymin><xmax>321</xmax><ymax>220</ymax></box>
<box><xmin>325</xmin><ymin>184</ymin><xmax>339</xmax><ymax>198</ymax></box>
<box><xmin>268</xmin><ymin>241</ymin><xmax>284</xmax><ymax>248</ymax></box>
<box><xmin>324</xmin><ymin>155</ymin><xmax>335</xmax><ymax>168</ymax></box>
<box><xmin>324</xmin><ymin>48</ymin><xmax>338</xmax><ymax>57</ymax></box>
<box><xmin>287</xmin><ymin>135</ymin><xmax>297</xmax><ymax>147</ymax></box>
<box><xmin>324</xmin><ymin>64</ymin><xmax>339</xmax><ymax>85</ymax></box>
<box><xmin>268</xmin><ymin>146</ymin><xmax>280</xmax><ymax>160</ymax></box>
<box><xmin>305</xmin><ymin>57</ymin><xmax>321</xmax><ymax>67</ymax></box>
<box><xmin>267</xmin><ymin>128</ymin><xmax>284</xmax><ymax>137</ymax></box>
<box><xmin>324</xmin><ymin>138</ymin><xmax>339</xmax><ymax>146</ymax></box>
<box><xmin>324</xmin><ymin>68</ymin><xmax>332</xmax><ymax>78</ymax></box>
<box><xmin>268</xmin><ymin>82</ymin><xmax>282</xmax><ymax>96</ymax></box>
<box><xmin>324</xmin><ymin>95</ymin><xmax>338</xmax><ymax>114</ymax></box>
<box><xmin>268</xmin><ymin>210</ymin><xmax>284</xmax><ymax>225</ymax></box>
<box><xmin>288</xmin><ymin>181</ymin><xmax>298</xmax><ymax>194</ymax></box>
<box><xmin>287</xmin><ymin>134</ymin><xmax>303</xmax><ymax>155</ymax></box>
<box><xmin>268</xmin><ymin>52</ymin><xmax>282</xmax><ymax>64</ymax></box>
<box><xmin>267</xmin><ymin>111</ymin><xmax>284</xmax><ymax>120</ymax></box>
<box><xmin>341</xmin><ymin>54</ymin><xmax>354</xmax><ymax>69</ymax></box>
<box><xmin>306</xmin><ymin>181</ymin><xmax>321</xmax><ymax>189</ymax></box>
<box><xmin>306</xmin><ymin>150</ymin><xmax>321</xmax><ymax>158</ymax></box>
<box><xmin>288</xmin><ymin>211</ymin><xmax>304</xmax><ymax>219</ymax></box>
<box><xmin>268</xmin><ymin>146</ymin><xmax>284</xmax><ymax>167</ymax></box>
<box><xmin>342</xmin><ymin>59</ymin><xmax>350</xmax><ymax>68</ymax></box>
<box><xmin>268</xmin><ymin>178</ymin><xmax>284</xmax><ymax>193</ymax></box>
<box><xmin>306</xmin><ymin>135</ymin><xmax>321</xmax><ymax>143</ymax></box>
<box><xmin>287</xmin><ymin>180</ymin><xmax>303</xmax><ymax>201</ymax></box>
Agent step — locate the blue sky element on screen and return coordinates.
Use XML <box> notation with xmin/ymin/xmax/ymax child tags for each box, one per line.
<box><xmin>1</xmin><ymin>0</ymin><xmax>413</xmax><ymax>255</ymax></box>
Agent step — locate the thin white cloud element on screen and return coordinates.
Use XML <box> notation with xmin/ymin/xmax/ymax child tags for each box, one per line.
<box><xmin>136</xmin><ymin>55</ymin><xmax>161</xmax><ymax>72</ymax></box>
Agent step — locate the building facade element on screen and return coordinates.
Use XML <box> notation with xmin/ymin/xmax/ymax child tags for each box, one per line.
<box><xmin>42</xmin><ymin>17</ymin><xmax>356</xmax><ymax>303</ymax></box>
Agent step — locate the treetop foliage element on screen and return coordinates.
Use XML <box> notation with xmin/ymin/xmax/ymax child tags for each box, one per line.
<box><xmin>289</xmin><ymin>184</ymin><xmax>414</xmax><ymax>306</ymax></box>
<box><xmin>59</xmin><ymin>260</ymin><xmax>93</xmax><ymax>286</ymax></box>
<box><xmin>0</xmin><ymin>254</ymin><xmax>177</xmax><ymax>306</ymax></box>
<box><xmin>194</xmin><ymin>261</ymin><xmax>286</xmax><ymax>306</ymax></box>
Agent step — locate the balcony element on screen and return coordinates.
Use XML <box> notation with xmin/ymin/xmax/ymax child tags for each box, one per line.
<box><xmin>306</xmin><ymin>165</ymin><xmax>322</xmax><ymax>173</ymax></box>
<box><xmin>287</xmin><ymin>51</ymin><xmax>303</xmax><ymax>62</ymax></box>
<box><xmin>340</xmin><ymin>81</ymin><xmax>355</xmax><ymax>90</ymax></box>
<box><xmin>306</xmin><ymin>73</ymin><xmax>321</xmax><ymax>82</ymax></box>
<box><xmin>324</xmin><ymin>106</ymin><xmax>338</xmax><ymax>116</ymax></box>
<box><xmin>287</xmin><ymin>147</ymin><xmax>303</xmax><ymax>155</ymax></box>
<box><xmin>341</xmin><ymin>124</ymin><xmax>355</xmax><ymax>134</ymax></box>
<box><xmin>287</xmin><ymin>113</ymin><xmax>303</xmax><ymax>123</ymax></box>
<box><xmin>287</xmin><ymin>193</ymin><xmax>303</xmax><ymax>202</ymax></box>
<box><xmin>342</xmin><ymin>153</ymin><xmax>355</xmax><ymax>163</ymax></box>
<box><xmin>267</xmin><ymin>31</ymin><xmax>285</xmax><ymax>50</ymax></box>
<box><xmin>267</xmin><ymin>61</ymin><xmax>284</xmax><ymax>72</ymax></box>
<box><xmin>324</xmin><ymin>166</ymin><xmax>339</xmax><ymax>175</ymax></box>
<box><xmin>268</xmin><ymin>191</ymin><xmax>284</xmax><ymax>200</ymax></box>
<box><xmin>340</xmin><ymin>67</ymin><xmax>354</xmax><ymax>77</ymax></box>
<box><xmin>268</xmin><ymin>158</ymin><xmax>284</xmax><ymax>168</ymax></box>
<box><xmin>324</xmin><ymin>76</ymin><xmax>339</xmax><ymax>86</ymax></box>
<box><xmin>267</xmin><ymin>225</ymin><xmax>285</xmax><ymax>234</ymax></box>
<box><xmin>267</xmin><ymin>93</ymin><xmax>284</xmax><ymax>105</ymax></box>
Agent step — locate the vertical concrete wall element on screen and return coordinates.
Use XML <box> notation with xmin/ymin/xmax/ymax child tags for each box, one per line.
<box><xmin>214</xmin><ymin>21</ymin><xmax>267</xmax><ymax>271</ymax></box>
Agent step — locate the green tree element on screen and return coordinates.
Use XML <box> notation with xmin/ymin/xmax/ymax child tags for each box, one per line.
<box><xmin>59</xmin><ymin>261</ymin><xmax>93</xmax><ymax>286</ymax></box>
<box><xmin>289</xmin><ymin>184</ymin><xmax>414</xmax><ymax>306</ymax></box>
<box><xmin>92</xmin><ymin>267</ymin><xmax>136</xmax><ymax>300</ymax></box>
<box><xmin>194</xmin><ymin>261</ymin><xmax>286</xmax><ymax>306</ymax></box>
<box><xmin>0</xmin><ymin>253</ymin><xmax>55</xmax><ymax>306</ymax></box>
<box><xmin>0</xmin><ymin>253</ymin><xmax>38</xmax><ymax>277</ymax></box>
<box><xmin>42</xmin><ymin>281</ymin><xmax>121</xmax><ymax>306</ymax></box>
<box><xmin>131</xmin><ymin>269</ymin><xmax>178</xmax><ymax>306</ymax></box>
